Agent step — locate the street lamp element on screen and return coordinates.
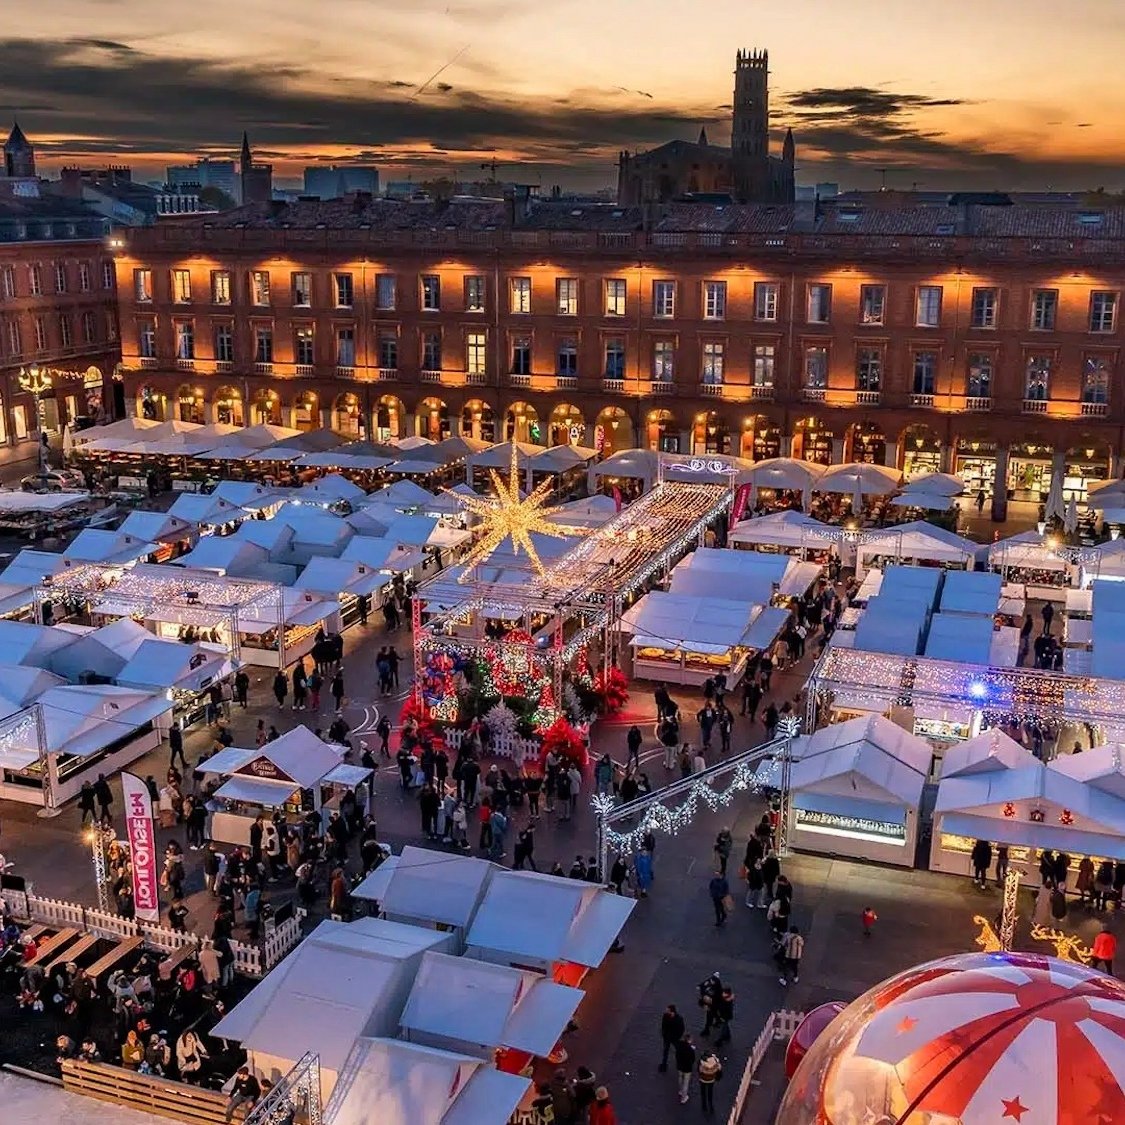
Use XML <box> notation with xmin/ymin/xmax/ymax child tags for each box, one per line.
<box><xmin>18</xmin><ymin>364</ymin><xmax>54</xmax><ymax>472</ymax></box>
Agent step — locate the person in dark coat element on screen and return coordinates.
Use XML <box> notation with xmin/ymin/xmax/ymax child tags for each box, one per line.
<box><xmin>659</xmin><ymin>1004</ymin><xmax>686</xmax><ymax>1071</ymax></box>
<box><xmin>971</xmin><ymin>839</ymin><xmax>992</xmax><ymax>888</ymax></box>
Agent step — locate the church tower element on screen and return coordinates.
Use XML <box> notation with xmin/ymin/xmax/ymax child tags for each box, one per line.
<box><xmin>3</xmin><ymin>122</ymin><xmax>35</xmax><ymax>179</ymax></box>
<box><xmin>731</xmin><ymin>49</ymin><xmax>770</xmax><ymax>203</ymax></box>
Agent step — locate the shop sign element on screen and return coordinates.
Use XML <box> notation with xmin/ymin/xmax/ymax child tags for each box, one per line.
<box><xmin>238</xmin><ymin>756</ymin><xmax>295</xmax><ymax>783</ymax></box>
<box><xmin>796</xmin><ymin>807</ymin><xmax>906</xmax><ymax>842</ymax></box>
<box><xmin>121</xmin><ymin>772</ymin><xmax>160</xmax><ymax>923</ymax></box>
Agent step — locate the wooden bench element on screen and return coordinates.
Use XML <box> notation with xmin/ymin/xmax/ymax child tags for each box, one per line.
<box><xmin>62</xmin><ymin>1059</ymin><xmax>231</xmax><ymax>1125</ymax></box>
<box><xmin>158</xmin><ymin>940</ymin><xmax>199</xmax><ymax>981</ymax></box>
<box><xmin>22</xmin><ymin>924</ymin><xmax>47</xmax><ymax>942</ymax></box>
<box><xmin>86</xmin><ymin>935</ymin><xmax>144</xmax><ymax>981</ymax></box>
<box><xmin>43</xmin><ymin>932</ymin><xmax>100</xmax><ymax>974</ymax></box>
<box><xmin>25</xmin><ymin>927</ymin><xmax>80</xmax><ymax>966</ymax></box>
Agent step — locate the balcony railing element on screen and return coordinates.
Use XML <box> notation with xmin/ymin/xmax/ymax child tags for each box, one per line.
<box><xmin>649</xmin><ymin>380</ymin><xmax>674</xmax><ymax>395</ymax></box>
<box><xmin>802</xmin><ymin>387</ymin><xmax>826</xmax><ymax>402</ymax></box>
<box><xmin>699</xmin><ymin>381</ymin><xmax>724</xmax><ymax>397</ymax></box>
<box><xmin>749</xmin><ymin>384</ymin><xmax>774</xmax><ymax>400</ymax></box>
<box><xmin>965</xmin><ymin>397</ymin><xmax>991</xmax><ymax>412</ymax></box>
<box><xmin>508</xmin><ymin>372</ymin><xmax>531</xmax><ymax>388</ymax></box>
<box><xmin>295</xmin><ymin>364</ymin><xmax>314</xmax><ymax>376</ymax></box>
<box><xmin>855</xmin><ymin>389</ymin><xmax>881</xmax><ymax>405</ymax></box>
<box><xmin>377</xmin><ymin>368</ymin><xmax>398</xmax><ymax>381</ymax></box>
<box><xmin>214</xmin><ymin>360</ymin><xmax>233</xmax><ymax>373</ymax></box>
<box><xmin>910</xmin><ymin>393</ymin><xmax>934</xmax><ymax>407</ymax></box>
<box><xmin>254</xmin><ymin>361</ymin><xmax>273</xmax><ymax>374</ymax></box>
<box><xmin>139</xmin><ymin>356</ymin><xmax>158</xmax><ymax>368</ymax></box>
<box><xmin>466</xmin><ymin>370</ymin><xmax>488</xmax><ymax>385</ymax></box>
<box><xmin>175</xmin><ymin>357</ymin><xmax>195</xmax><ymax>370</ymax></box>
<box><xmin>420</xmin><ymin>369</ymin><xmax>443</xmax><ymax>383</ymax></box>
<box><xmin>1022</xmin><ymin>398</ymin><xmax>1048</xmax><ymax>414</ymax></box>
<box><xmin>555</xmin><ymin>375</ymin><xmax>577</xmax><ymax>390</ymax></box>
<box><xmin>603</xmin><ymin>377</ymin><xmax>626</xmax><ymax>393</ymax></box>
<box><xmin>1081</xmin><ymin>400</ymin><xmax>1109</xmax><ymax>417</ymax></box>
<box><xmin>336</xmin><ymin>365</ymin><xmax>355</xmax><ymax>378</ymax></box>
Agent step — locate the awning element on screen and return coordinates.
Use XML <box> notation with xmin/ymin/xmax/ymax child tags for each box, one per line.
<box><xmin>214</xmin><ymin>775</ymin><xmax>299</xmax><ymax>806</ymax></box>
<box><xmin>940</xmin><ymin>811</ymin><xmax>1125</xmax><ymax>862</ymax></box>
<box><xmin>324</xmin><ymin>763</ymin><xmax>374</xmax><ymax>787</ymax></box>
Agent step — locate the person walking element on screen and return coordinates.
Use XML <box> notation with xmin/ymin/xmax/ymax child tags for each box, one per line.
<box><xmin>234</xmin><ymin>668</ymin><xmax>250</xmax><ymax>708</ymax></box>
<box><xmin>711</xmin><ymin>985</ymin><xmax>735</xmax><ymax>1051</ymax></box>
<box><xmin>713</xmin><ymin>827</ymin><xmax>733</xmax><ymax>876</ymax></box>
<box><xmin>996</xmin><ymin>845</ymin><xmax>1010</xmax><ymax>886</ymax></box>
<box><xmin>717</xmin><ymin>705</ymin><xmax>733</xmax><ymax>755</ymax></box>
<box><xmin>971</xmin><ymin>839</ymin><xmax>992</xmax><ymax>888</ymax></box>
<box><xmin>1041</xmin><ymin>601</ymin><xmax>1054</xmax><ymax>635</ymax></box>
<box><xmin>589</xmin><ymin>1086</ymin><xmax>616</xmax><ymax>1125</ymax></box>
<box><xmin>169</xmin><ymin>724</ymin><xmax>187</xmax><ymax>770</ymax></box>
<box><xmin>1091</xmin><ymin>925</ymin><xmax>1117</xmax><ymax>974</ymax></box>
<box><xmin>659</xmin><ymin>1004</ymin><xmax>685</xmax><ymax>1071</ymax></box>
<box><xmin>741</xmin><ymin>677</ymin><xmax>762</xmax><ymax>721</ymax></box>
<box><xmin>862</xmin><ymin>905</ymin><xmax>878</xmax><ymax>937</ymax></box>
<box><xmin>697</xmin><ymin>1048</ymin><xmax>722</xmax><ymax>1114</ymax></box>
<box><xmin>331</xmin><ymin>669</ymin><xmax>345</xmax><ymax>714</ymax></box>
<box><xmin>696</xmin><ymin>704</ymin><xmax>716</xmax><ymax>751</ymax></box>
<box><xmin>709</xmin><ymin>868</ymin><xmax>730</xmax><ymax>927</ymax></box>
<box><xmin>78</xmin><ymin>781</ymin><xmax>96</xmax><ymax>827</ymax></box>
<box><xmin>626</xmin><ymin>725</ymin><xmax>642</xmax><ymax>773</ymax></box>
<box><xmin>272</xmin><ymin>670</ymin><xmax>287</xmax><ymax>708</ymax></box>
<box><xmin>779</xmin><ymin>925</ymin><xmax>805</xmax><ymax>984</ymax></box>
<box><xmin>291</xmin><ymin>659</ymin><xmax>308</xmax><ymax>710</ymax></box>
<box><xmin>674</xmin><ymin>1033</ymin><xmax>696</xmax><ymax>1105</ymax></box>
<box><xmin>94</xmin><ymin>773</ymin><xmax>113</xmax><ymax>826</ymax></box>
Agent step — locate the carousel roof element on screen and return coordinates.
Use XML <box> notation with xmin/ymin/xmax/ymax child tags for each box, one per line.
<box><xmin>777</xmin><ymin>951</ymin><xmax>1125</xmax><ymax>1125</ymax></box>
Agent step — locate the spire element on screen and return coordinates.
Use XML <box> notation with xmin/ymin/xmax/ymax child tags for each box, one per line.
<box><xmin>6</xmin><ymin>120</ymin><xmax>30</xmax><ymax>150</ymax></box>
<box><xmin>240</xmin><ymin>131</ymin><xmax>252</xmax><ymax>171</ymax></box>
<box><xmin>4</xmin><ymin>120</ymin><xmax>35</xmax><ymax>179</ymax></box>
<box><xmin>783</xmin><ymin>127</ymin><xmax>795</xmax><ymax>161</ymax></box>
<box><xmin>698</xmin><ymin>126</ymin><xmax>709</xmax><ymax>147</ymax></box>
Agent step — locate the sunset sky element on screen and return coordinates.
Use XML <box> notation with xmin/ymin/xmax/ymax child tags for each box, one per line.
<box><xmin>2</xmin><ymin>0</ymin><xmax>1123</xmax><ymax>192</ymax></box>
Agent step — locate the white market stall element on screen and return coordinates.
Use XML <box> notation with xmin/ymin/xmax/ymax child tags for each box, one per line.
<box><xmin>671</xmin><ymin>545</ymin><xmax>822</xmax><ymax>603</ymax></box>
<box><xmin>856</xmin><ymin>521</ymin><xmax>981</xmax><ymax>579</ymax></box>
<box><xmin>293</xmin><ymin>556</ymin><xmax>388</xmax><ymax>627</ymax></box>
<box><xmin>989</xmin><ymin>531</ymin><xmax>1075</xmax><ymax>601</ymax></box>
<box><xmin>465</xmin><ymin>870</ymin><xmax>634</xmax><ymax>985</ymax></box>
<box><xmin>786</xmin><ymin>715</ymin><xmax>933</xmax><ymax>867</ymax></box>
<box><xmin>200</xmin><ymin>726</ymin><xmax>370</xmax><ymax>846</ymax></box>
<box><xmin>352</xmin><ymin>846</ymin><xmax>494</xmax><ymax>949</ymax></box>
<box><xmin>325</xmin><ymin>1037</ymin><xmax>529</xmax><ymax>1125</ymax></box>
<box><xmin>728</xmin><ymin>509</ymin><xmax>835</xmax><ymax>558</ymax></box>
<box><xmin>212</xmin><ymin>917</ymin><xmax>458</xmax><ymax>1099</ymax></box>
<box><xmin>931</xmin><ymin>754</ymin><xmax>1125</xmax><ymax>878</ymax></box>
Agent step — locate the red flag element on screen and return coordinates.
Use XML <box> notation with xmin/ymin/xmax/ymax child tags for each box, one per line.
<box><xmin>612</xmin><ymin>486</ymin><xmax>623</xmax><ymax>512</ymax></box>
<box><xmin>732</xmin><ymin>484</ymin><xmax>752</xmax><ymax>524</ymax></box>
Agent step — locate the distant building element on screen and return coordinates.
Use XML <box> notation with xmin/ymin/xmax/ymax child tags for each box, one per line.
<box><xmin>2</xmin><ymin>122</ymin><xmax>35</xmax><ymax>180</ymax></box>
<box><xmin>303</xmin><ymin>165</ymin><xmax>379</xmax><ymax>200</ymax></box>
<box><xmin>238</xmin><ymin>133</ymin><xmax>273</xmax><ymax>205</ymax></box>
<box><xmin>52</xmin><ymin>166</ymin><xmax>210</xmax><ymax>226</ymax></box>
<box><xmin>167</xmin><ymin>159</ymin><xmax>238</xmax><ymax>200</ymax></box>
<box><xmin>617</xmin><ymin>48</ymin><xmax>795</xmax><ymax>206</ymax></box>
<box><xmin>384</xmin><ymin>182</ymin><xmax>421</xmax><ymax>200</ymax></box>
<box><xmin>796</xmin><ymin>182</ymin><xmax>839</xmax><ymax>202</ymax></box>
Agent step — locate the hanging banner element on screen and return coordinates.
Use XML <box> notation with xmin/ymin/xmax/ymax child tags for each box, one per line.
<box><xmin>612</xmin><ymin>486</ymin><xmax>623</xmax><ymax>513</ymax></box>
<box><xmin>121</xmin><ymin>771</ymin><xmax>160</xmax><ymax>923</ymax></box>
<box><xmin>731</xmin><ymin>484</ymin><xmax>753</xmax><ymax>524</ymax></box>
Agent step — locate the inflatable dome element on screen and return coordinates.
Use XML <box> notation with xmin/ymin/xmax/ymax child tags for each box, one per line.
<box><xmin>776</xmin><ymin>951</ymin><xmax>1125</xmax><ymax>1124</ymax></box>
<box><xmin>786</xmin><ymin>1002</ymin><xmax>847</xmax><ymax>1079</ymax></box>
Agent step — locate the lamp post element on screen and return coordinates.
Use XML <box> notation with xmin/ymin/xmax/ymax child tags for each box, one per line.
<box><xmin>18</xmin><ymin>364</ymin><xmax>54</xmax><ymax>472</ymax></box>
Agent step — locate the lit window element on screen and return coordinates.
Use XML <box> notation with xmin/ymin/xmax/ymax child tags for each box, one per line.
<box><xmin>421</xmin><ymin>275</ymin><xmax>441</xmax><ymax>311</ymax></box>
<box><xmin>510</xmin><ymin>277</ymin><xmax>532</xmax><ymax>314</ymax></box>
<box><xmin>133</xmin><ymin>268</ymin><xmax>151</xmax><ymax>302</ymax></box>
<box><xmin>859</xmin><ymin>285</ymin><xmax>885</xmax><ymax>326</ymax></box>
<box><xmin>604</xmin><ymin>278</ymin><xmax>626</xmax><ymax>316</ymax></box>
<box><xmin>701</xmin><ymin>341</ymin><xmax>724</xmax><ymax>383</ymax></box>
<box><xmin>212</xmin><ymin>271</ymin><xmax>232</xmax><ymax>305</ymax></box>
<box><xmin>172</xmin><ymin>268</ymin><xmax>191</xmax><ymax>303</ymax></box>
<box><xmin>755</xmin><ymin>282</ymin><xmax>779</xmax><ymax>322</ymax></box>
<box><xmin>807</xmin><ymin>284</ymin><xmax>831</xmax><ymax>324</ymax></box>
<box><xmin>250</xmin><ymin>271</ymin><xmax>271</xmax><ymax>306</ymax></box>
<box><xmin>556</xmin><ymin>278</ymin><xmax>578</xmax><ymax>316</ymax></box>
<box><xmin>703</xmin><ymin>281</ymin><xmax>726</xmax><ymax>320</ymax></box>
<box><xmin>915</xmin><ymin>286</ymin><xmax>942</xmax><ymax>328</ymax></box>
<box><xmin>652</xmin><ymin>280</ymin><xmax>676</xmax><ymax>319</ymax></box>
<box><xmin>465</xmin><ymin>275</ymin><xmax>486</xmax><ymax>313</ymax></box>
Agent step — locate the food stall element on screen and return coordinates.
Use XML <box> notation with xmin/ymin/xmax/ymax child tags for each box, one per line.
<box><xmin>201</xmin><ymin>726</ymin><xmax>372</xmax><ymax>846</ymax></box>
<box><xmin>786</xmin><ymin>715</ymin><xmax>932</xmax><ymax>868</ymax></box>
<box><xmin>117</xmin><ymin>510</ymin><xmax>196</xmax><ymax>562</ymax></box>
<box><xmin>728</xmin><ymin>509</ymin><xmax>835</xmax><ymax>560</ymax></box>
<box><xmin>988</xmin><ymin>531</ymin><xmax>1076</xmax><ymax>602</ymax></box>
<box><xmin>855</xmin><ymin>521</ymin><xmax>981</xmax><ymax>580</ymax></box>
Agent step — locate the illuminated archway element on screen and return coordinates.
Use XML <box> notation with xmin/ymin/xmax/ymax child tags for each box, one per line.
<box><xmin>505</xmin><ymin>401</ymin><xmax>541</xmax><ymax>444</ymax></box>
<box><xmin>847</xmin><ymin>421</ymin><xmax>886</xmax><ymax>466</ymax></box>
<box><xmin>138</xmin><ymin>384</ymin><xmax>167</xmax><ymax>422</ymax></box>
<box><xmin>692</xmin><ymin>410</ymin><xmax>730</xmax><ymax>455</ymax></box>
<box><xmin>462</xmin><ymin>399</ymin><xmax>496</xmax><ymax>443</ymax></box>
<box><xmin>292</xmin><ymin>390</ymin><xmax>319</xmax><ymax>433</ymax></box>
<box><xmin>251</xmin><ymin>388</ymin><xmax>282</xmax><ymax>426</ymax></box>
<box><xmin>374</xmin><ymin>395</ymin><xmax>405</xmax><ymax>441</ymax></box>
<box><xmin>417</xmin><ymin>397</ymin><xmax>450</xmax><ymax>441</ymax></box>
<box><xmin>792</xmin><ymin>417</ymin><xmax>834</xmax><ymax>465</ymax></box>
<box><xmin>548</xmin><ymin>403</ymin><xmax>586</xmax><ymax>447</ymax></box>
<box><xmin>334</xmin><ymin>392</ymin><xmax>362</xmax><ymax>439</ymax></box>
<box><xmin>594</xmin><ymin>407</ymin><xmax>632</xmax><ymax>456</ymax></box>
<box><xmin>176</xmin><ymin>384</ymin><xmax>204</xmax><ymax>425</ymax></box>
<box><xmin>645</xmin><ymin>408</ymin><xmax>678</xmax><ymax>453</ymax></box>
<box><xmin>741</xmin><ymin>415</ymin><xmax>780</xmax><ymax>461</ymax></box>
<box><xmin>900</xmin><ymin>422</ymin><xmax>941</xmax><ymax>479</ymax></box>
<box><xmin>213</xmin><ymin>385</ymin><xmax>244</xmax><ymax>427</ymax></box>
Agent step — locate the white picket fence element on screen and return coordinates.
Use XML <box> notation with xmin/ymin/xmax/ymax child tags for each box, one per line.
<box><xmin>726</xmin><ymin>1008</ymin><xmax>805</xmax><ymax>1125</ymax></box>
<box><xmin>0</xmin><ymin>889</ymin><xmax>304</xmax><ymax>977</ymax></box>
<box><xmin>444</xmin><ymin>727</ymin><xmax>541</xmax><ymax>765</ymax></box>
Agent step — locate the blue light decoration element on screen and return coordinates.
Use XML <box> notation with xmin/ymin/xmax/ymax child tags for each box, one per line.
<box><xmin>969</xmin><ymin>680</ymin><xmax>989</xmax><ymax>701</ymax></box>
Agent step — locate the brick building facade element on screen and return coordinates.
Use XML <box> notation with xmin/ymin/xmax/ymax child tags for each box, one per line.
<box><xmin>115</xmin><ymin>193</ymin><xmax>1125</xmax><ymax>512</ymax></box>
<box><xmin>0</xmin><ymin>195</ymin><xmax>120</xmax><ymax>462</ymax></box>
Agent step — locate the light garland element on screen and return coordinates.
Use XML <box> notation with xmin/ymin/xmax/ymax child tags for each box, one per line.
<box><xmin>999</xmin><ymin>867</ymin><xmax>1020</xmax><ymax>952</ymax></box>
<box><xmin>595</xmin><ymin>756</ymin><xmax>781</xmax><ymax>856</ymax></box>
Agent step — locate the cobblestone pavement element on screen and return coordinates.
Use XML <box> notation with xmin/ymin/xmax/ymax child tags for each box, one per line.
<box><xmin>0</xmin><ymin>607</ymin><xmax>1113</xmax><ymax>1125</ymax></box>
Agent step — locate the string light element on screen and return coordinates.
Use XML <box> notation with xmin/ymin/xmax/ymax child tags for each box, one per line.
<box><xmin>999</xmin><ymin>868</ymin><xmax>1020</xmax><ymax>952</ymax></box>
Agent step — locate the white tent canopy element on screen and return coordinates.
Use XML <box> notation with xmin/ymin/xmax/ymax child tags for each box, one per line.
<box><xmin>340</xmin><ymin>537</ymin><xmax>428</xmax><ymax>575</ymax></box>
<box><xmin>817</xmin><ymin>462</ymin><xmax>902</xmax><ymax>495</ymax></box>
<box><xmin>72</xmin><ymin>416</ymin><xmax>161</xmax><ymax>447</ymax></box>
<box><xmin>0</xmin><ymin>491</ymin><xmax>91</xmax><ymax>514</ymax></box>
<box><xmin>859</xmin><ymin>521</ymin><xmax>980</xmax><ymax>567</ymax></box>
<box><xmin>742</xmin><ymin>456</ymin><xmax>827</xmax><ymax>494</ymax></box>
<box><xmin>890</xmin><ymin>489</ymin><xmax>957</xmax><ymax>511</ymax></box>
<box><xmin>117</xmin><ymin>510</ymin><xmax>195</xmax><ymax>544</ymax></box>
<box><xmin>729</xmin><ymin>509</ymin><xmax>832</xmax><ymax>550</ymax></box>
<box><xmin>1051</xmin><ymin>744</ymin><xmax>1125</xmax><ymax>800</ymax></box>
<box><xmin>621</xmin><ymin>591</ymin><xmax>788</xmax><ymax>653</ymax></box>
<box><xmin>116</xmin><ymin>639</ymin><xmax>231</xmax><ymax>695</ymax></box>
<box><xmin>988</xmin><ymin>531</ymin><xmax>1067</xmax><ymax>573</ymax></box>
<box><xmin>167</xmin><ymin>493</ymin><xmax>248</xmax><ymax>528</ymax></box>
<box><xmin>941</xmin><ymin>728</ymin><xmax>1039</xmax><ymax>778</ymax></box>
<box><xmin>63</xmin><ymin>529</ymin><xmax>156</xmax><ymax>566</ymax></box>
<box><xmin>924</xmin><ymin>613</ymin><xmax>995</xmax><ymax>664</ymax></box>
<box><xmin>294</xmin><ymin>556</ymin><xmax>388</xmax><ymax>599</ymax></box>
<box><xmin>209</xmin><ymin>481</ymin><xmax>291</xmax><ymax>512</ymax></box>
<box><xmin>901</xmin><ymin>471</ymin><xmax>964</xmax><ymax>497</ymax></box>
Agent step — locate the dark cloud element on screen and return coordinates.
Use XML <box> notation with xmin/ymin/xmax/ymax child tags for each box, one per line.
<box><xmin>783</xmin><ymin>86</ymin><xmax>967</xmax><ymax>119</ymax></box>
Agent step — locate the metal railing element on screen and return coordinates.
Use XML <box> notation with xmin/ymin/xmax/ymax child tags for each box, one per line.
<box><xmin>965</xmin><ymin>396</ymin><xmax>991</xmax><ymax>411</ymax></box>
<box><xmin>1022</xmin><ymin>398</ymin><xmax>1048</xmax><ymax>413</ymax></box>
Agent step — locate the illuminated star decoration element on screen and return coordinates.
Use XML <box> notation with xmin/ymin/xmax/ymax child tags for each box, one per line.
<box><xmin>453</xmin><ymin>441</ymin><xmax>573</xmax><ymax>580</ymax></box>
<box><xmin>1001</xmin><ymin>1096</ymin><xmax>1030</xmax><ymax>1121</ymax></box>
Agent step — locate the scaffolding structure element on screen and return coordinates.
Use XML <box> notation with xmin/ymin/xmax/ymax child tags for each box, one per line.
<box><xmin>245</xmin><ymin>1051</ymin><xmax>322</xmax><ymax>1125</ymax></box>
<box><xmin>412</xmin><ymin>480</ymin><xmax>733</xmax><ymax>720</ymax></box>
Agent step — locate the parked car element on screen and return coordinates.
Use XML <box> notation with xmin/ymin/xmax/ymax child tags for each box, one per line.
<box><xmin>20</xmin><ymin>468</ymin><xmax>85</xmax><ymax>492</ymax></box>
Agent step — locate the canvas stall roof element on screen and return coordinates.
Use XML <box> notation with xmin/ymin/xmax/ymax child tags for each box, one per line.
<box><xmin>364</xmin><ymin>480</ymin><xmax>438</xmax><ymax>508</ymax></box>
<box><xmin>667</xmin><ymin>567</ymin><xmax>775</xmax><ymax>606</ymax></box>
<box><xmin>294</xmin><ymin>556</ymin><xmax>387</xmax><ymax>598</ymax></box>
<box><xmin>294</xmin><ymin>473</ymin><xmax>367</xmax><ymax>505</ymax></box>
<box><xmin>941</xmin><ymin>728</ymin><xmax>1038</xmax><ymax>778</ymax></box>
<box><xmin>209</xmin><ymin>481</ymin><xmax>291</xmax><ymax>511</ymax></box>
<box><xmin>198</xmin><ymin>746</ymin><xmax>256</xmax><ymax>774</ymax></box>
<box><xmin>0</xmin><ymin>619</ymin><xmax>78</xmax><ymax>665</ymax></box>
<box><xmin>381</xmin><ymin>513</ymin><xmax>470</xmax><ymax>549</ymax></box>
<box><xmin>354</xmin><ymin>846</ymin><xmax>494</xmax><ymax>930</ymax></box>
<box><xmin>530</xmin><ymin>444</ymin><xmax>597</xmax><ymax>473</ymax></box>
<box><xmin>227</xmin><ymin>725</ymin><xmax>344</xmax><ymax>787</ymax></box>
<box><xmin>545</xmin><ymin>494</ymin><xmax>620</xmax><ymax>531</ymax></box>
<box><xmin>267</xmin><ymin>505</ymin><xmax>354</xmax><ymax>549</ymax></box>
<box><xmin>424</xmin><ymin>485</ymin><xmax>480</xmax><ymax>517</ymax></box>
<box><xmin>890</xmin><ymin>489</ymin><xmax>956</xmax><ymax>511</ymax></box>
<box><xmin>0</xmin><ymin>663</ymin><xmax>63</xmax><ymax>710</ymax></box>
<box><xmin>852</xmin><ymin>597</ymin><xmax>929</xmax><ymax>656</ymax></box>
<box><xmin>741</xmin><ymin>457</ymin><xmax>827</xmax><ymax>493</ymax></box>
<box><xmin>798</xmin><ymin>714</ymin><xmax>934</xmax><ymax>774</ymax></box>
<box><xmin>861</xmin><ymin>523</ymin><xmax>979</xmax><ymax>566</ymax></box>
<box><xmin>400</xmin><ymin>950</ymin><xmax>582</xmax><ymax>1057</ymax></box>
<box><xmin>466</xmin><ymin>870</ymin><xmax>634</xmax><ymax>968</ymax></box>
<box><xmin>340</xmin><ymin>536</ymin><xmax>427</xmax><ymax>574</ymax></box>
<box><xmin>117</xmin><ymin>511</ymin><xmax>194</xmax><ymax>543</ymax></box>
<box><xmin>1090</xmin><ymin>611</ymin><xmax>1125</xmax><ymax>677</ymax></box>
<box><xmin>678</xmin><ymin>545</ymin><xmax>791</xmax><ymax>583</ymax></box>
<box><xmin>351</xmin><ymin>855</ymin><xmax>400</xmax><ymax>903</ymax></box>
<box><xmin>196</xmin><ymin>423</ymin><xmax>300</xmax><ymax>459</ymax></box>
<box><xmin>1092</xmin><ymin>580</ymin><xmax>1125</xmax><ymax>615</ymax></box>
<box><xmin>728</xmin><ymin>509</ymin><xmax>831</xmax><ymax>548</ymax></box>
<box><xmin>924</xmin><ymin>612</ymin><xmax>995</xmax><ymax>664</ymax></box>
<box><xmin>297</xmin><ymin>441</ymin><xmax>397</xmax><ymax>471</ymax></box>
<box><xmin>0</xmin><ymin>549</ymin><xmax>68</xmax><ymax>588</ymax></box>
<box><xmin>878</xmin><ymin>563</ymin><xmax>945</xmax><ymax>605</ymax></box>
<box><xmin>243</xmin><ymin>429</ymin><xmax>345</xmax><ymax>461</ymax></box>
<box><xmin>167</xmin><ymin>493</ymin><xmax>248</xmax><ymax>527</ymax></box>
<box><xmin>72</xmin><ymin>416</ymin><xmax>160</xmax><ymax>446</ymax></box>
<box><xmin>117</xmin><ymin>639</ymin><xmax>229</xmax><ymax>693</ymax></box>
<box><xmin>817</xmin><ymin>461</ymin><xmax>902</xmax><ymax>495</ymax></box>
<box><xmin>621</xmin><ymin>590</ymin><xmax>772</xmax><ymax>651</ymax></box>
<box><xmin>901</xmin><ymin>471</ymin><xmax>964</xmax><ymax>497</ymax></box>
<box><xmin>214</xmin><ymin>774</ymin><xmax>298</xmax><ymax>806</ymax></box>
<box><xmin>468</xmin><ymin>441</ymin><xmax>542</xmax><ymax>470</ymax></box>
<box><xmin>64</xmin><ymin>529</ymin><xmax>156</xmax><ymax>565</ymax></box>
<box><xmin>790</xmin><ymin>730</ymin><xmax>930</xmax><ymax>809</ymax></box>
<box><xmin>587</xmin><ymin>448</ymin><xmax>659</xmax><ymax>486</ymax></box>
<box><xmin>988</xmin><ymin>531</ymin><xmax>1067</xmax><ymax>571</ymax></box>
<box><xmin>0</xmin><ymin>490</ymin><xmax>90</xmax><ymax>513</ymax></box>
<box><xmin>1051</xmin><ymin>744</ymin><xmax>1125</xmax><ymax>799</ymax></box>
<box><xmin>230</xmin><ymin>518</ymin><xmax>295</xmax><ymax>554</ymax></box>
<box><xmin>326</xmin><ymin>1038</ymin><xmax>529</xmax><ymax>1125</ymax></box>
<box><xmin>939</xmin><ymin>569</ymin><xmax>1002</xmax><ymax>616</ymax></box>
<box><xmin>393</xmin><ymin>435</ymin><xmax>436</xmax><ymax>451</ymax></box>
<box><xmin>28</xmin><ymin>684</ymin><xmax>170</xmax><ymax>757</ymax></box>
<box><xmin>324</xmin><ymin>762</ymin><xmax>373</xmax><ymax>787</ymax></box>
<box><xmin>47</xmin><ymin>617</ymin><xmax>152</xmax><ymax>679</ymax></box>
<box><xmin>172</xmin><ymin>537</ymin><xmax>269</xmax><ymax>576</ymax></box>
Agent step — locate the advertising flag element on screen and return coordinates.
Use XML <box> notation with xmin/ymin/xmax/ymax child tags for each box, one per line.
<box><xmin>121</xmin><ymin>771</ymin><xmax>160</xmax><ymax>923</ymax></box>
